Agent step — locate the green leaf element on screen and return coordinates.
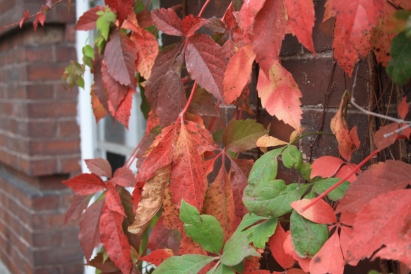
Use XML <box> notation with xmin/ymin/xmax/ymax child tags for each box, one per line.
<box><xmin>235</xmin><ymin>213</ymin><xmax>267</xmax><ymax>235</ymax></box>
<box><xmin>282</xmin><ymin>145</ymin><xmax>302</xmax><ymax>169</ymax></box>
<box><xmin>83</xmin><ymin>45</ymin><xmax>95</xmax><ymax>60</ymax></box>
<box><xmin>313</xmin><ymin>178</ymin><xmax>349</xmax><ymax>201</ymax></box>
<box><xmin>246</xmin><ymin>217</ymin><xmax>278</xmax><ymax>248</ymax></box>
<box><xmin>220</xmin><ymin>233</ymin><xmax>259</xmax><ymax>266</ymax></box>
<box><xmin>77</xmin><ymin>76</ymin><xmax>85</xmax><ymax>88</ymax></box>
<box><xmin>96</xmin><ymin>10</ymin><xmax>116</xmax><ymax>40</ymax></box>
<box><xmin>222</xmin><ymin>119</ymin><xmax>268</xmax><ymax>153</ymax></box>
<box><xmin>299</xmin><ymin>162</ymin><xmax>312</xmax><ymax>181</ymax></box>
<box><xmin>213</xmin><ymin>129</ymin><xmax>224</xmax><ymax>143</ymax></box>
<box><xmin>179</xmin><ymin>200</ymin><xmax>224</xmax><ymax>254</ymax></box>
<box><xmin>248</xmin><ymin>148</ymin><xmax>283</xmax><ymax>185</ymax></box>
<box><xmin>386</xmin><ymin>32</ymin><xmax>411</xmax><ymax>85</ymax></box>
<box><xmin>207</xmin><ymin>264</ymin><xmax>236</xmax><ymax>274</ymax></box>
<box><xmin>152</xmin><ymin>254</ymin><xmax>216</xmax><ymax>274</ymax></box>
<box><xmin>290</xmin><ymin>210</ymin><xmax>328</xmax><ymax>258</ymax></box>
<box><xmin>243</xmin><ymin>180</ymin><xmax>311</xmax><ymax>217</ymax></box>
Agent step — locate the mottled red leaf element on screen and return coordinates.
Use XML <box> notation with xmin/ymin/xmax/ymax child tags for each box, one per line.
<box><xmin>178</xmin><ymin>232</ymin><xmax>208</xmax><ymax>255</ymax></box>
<box><xmin>188</xmin><ymin>88</ymin><xmax>219</xmax><ymax>117</ymax></box>
<box><xmin>253</xmin><ymin>0</ymin><xmax>287</xmax><ymax>74</ymax></box>
<box><xmin>111</xmin><ymin>166</ymin><xmax>135</xmax><ymax>187</ymax></box>
<box><xmin>323</xmin><ymin>1</ymin><xmax>335</xmax><ymax>22</ymax></box>
<box><xmin>76</xmin><ymin>6</ymin><xmax>106</xmax><ymax>30</ymax></box>
<box><xmin>185</xmin><ymin>34</ymin><xmax>227</xmax><ymax>101</ymax></box>
<box><xmin>64</xmin><ymin>194</ymin><xmax>92</xmax><ymax>225</ymax></box>
<box><xmin>268</xmin><ymin>224</ymin><xmax>296</xmax><ymax>269</ymax></box>
<box><xmin>291</xmin><ymin>199</ymin><xmax>337</xmax><ymax>224</ymax></box>
<box><xmin>139</xmin><ymin>249</ymin><xmax>174</xmax><ymax>266</ymax></box>
<box><xmin>309</xmin><ymin>232</ymin><xmax>344</xmax><ymax>274</ymax></box>
<box><xmin>109</xmin><ymin>88</ymin><xmax>134</xmax><ymax>129</ymax></box>
<box><xmin>91</xmin><ymin>51</ymin><xmax>109</xmax><ymax>112</ymax></box>
<box><xmin>256</xmin><ymin>62</ymin><xmax>302</xmax><ymax>130</ymax></box>
<box><xmin>398</xmin><ymin>97</ymin><xmax>409</xmax><ymax>119</ymax></box>
<box><xmin>85</xmin><ymin>157</ymin><xmax>112</xmax><ymax>178</ymax></box>
<box><xmin>62</xmin><ymin>173</ymin><xmax>106</xmax><ymax>195</ymax></box>
<box><xmin>148</xmin><ymin>217</ymin><xmax>181</xmax><ymax>254</ymax></box>
<box><xmin>130</xmin><ymin>27</ymin><xmax>159</xmax><ymax>80</ymax></box>
<box><xmin>347</xmin><ymin>189</ymin><xmax>411</xmax><ymax>267</ymax></box>
<box><xmin>373</xmin><ymin>122</ymin><xmax>399</xmax><ymax>150</ymax></box>
<box><xmin>283</xmin><ymin>232</ymin><xmax>311</xmax><ymax>272</ymax></box>
<box><xmin>162</xmin><ymin>187</ymin><xmax>183</xmax><ymax>231</ymax></box>
<box><xmin>106</xmin><ymin>183</ymin><xmax>126</xmax><ymax>217</ymax></box>
<box><xmin>387</xmin><ymin>0</ymin><xmax>411</xmax><ymax>10</ymax></box>
<box><xmin>102</xmin><ymin>60</ymin><xmax>129</xmax><ymax>112</ymax></box>
<box><xmin>182</xmin><ymin>15</ymin><xmax>208</xmax><ymax>37</ymax></box>
<box><xmin>237</xmin><ymin>0</ymin><xmax>265</xmax><ymax>32</ymax></box>
<box><xmin>284</xmin><ymin>0</ymin><xmax>316</xmax><ymax>53</ymax></box>
<box><xmin>151</xmin><ymin>8</ymin><xmax>184</xmax><ymax>36</ymax></box>
<box><xmin>310</xmin><ymin>156</ymin><xmax>344</xmax><ymax>179</ymax></box>
<box><xmin>337</xmin><ymin>160</ymin><xmax>411</xmax><ymax>213</ymax></box>
<box><xmin>224</xmin><ymin>44</ymin><xmax>256</xmax><ymax>104</ymax></box>
<box><xmin>339</xmin><ymin>225</ymin><xmax>359</xmax><ymax>266</ymax></box>
<box><xmin>79</xmin><ymin>199</ymin><xmax>105</xmax><ymax>261</ymax></box>
<box><xmin>104</xmin><ymin>0</ymin><xmax>134</xmax><ymax>24</ymax></box>
<box><xmin>335</xmin><ymin>163</ymin><xmax>357</xmax><ymax>183</ymax></box>
<box><xmin>99</xmin><ymin>206</ymin><xmax>133</xmax><ymax>274</ymax></box>
<box><xmin>137</xmin><ymin>11</ymin><xmax>154</xmax><ymax>28</ymax></box>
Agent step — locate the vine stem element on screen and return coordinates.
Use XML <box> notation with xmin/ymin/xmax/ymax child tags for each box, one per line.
<box><xmin>300</xmin><ymin>149</ymin><xmax>380</xmax><ymax>212</ymax></box>
<box><xmin>198</xmin><ymin>0</ymin><xmax>212</xmax><ymax>17</ymax></box>
<box><xmin>180</xmin><ymin>82</ymin><xmax>197</xmax><ymax>117</ymax></box>
<box><xmin>221</xmin><ymin>2</ymin><xmax>232</xmax><ymax>21</ymax></box>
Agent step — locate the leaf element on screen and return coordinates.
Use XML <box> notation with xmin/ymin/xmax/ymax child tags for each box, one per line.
<box><xmin>148</xmin><ymin>217</ymin><xmax>181</xmax><ymax>254</ymax></box>
<box><xmin>85</xmin><ymin>157</ymin><xmax>112</xmax><ymax>178</ymax></box>
<box><xmin>268</xmin><ymin>224</ymin><xmax>296</xmax><ymax>270</ymax></box>
<box><xmin>229</xmin><ymin>158</ymin><xmax>253</xmax><ymax>218</ymax></box>
<box><xmin>398</xmin><ymin>97</ymin><xmax>409</xmax><ymax>119</ymax></box>
<box><xmin>257</xmin><ymin>63</ymin><xmax>302</xmax><ymax>130</ymax></box>
<box><xmin>237</xmin><ymin>0</ymin><xmax>266</xmax><ymax>32</ymax></box>
<box><xmin>313</xmin><ymin>178</ymin><xmax>349</xmax><ymax>201</ymax></box>
<box><xmin>256</xmin><ymin>135</ymin><xmax>288</xmax><ymax>149</ymax></box>
<box><xmin>185</xmin><ymin>34</ymin><xmax>227</xmax><ymax>101</ymax></box>
<box><xmin>309</xmin><ymin>232</ymin><xmax>344</xmax><ymax>274</ymax></box>
<box><xmin>105</xmin><ymin>183</ymin><xmax>126</xmax><ymax>217</ymax></box>
<box><xmin>335</xmin><ymin>163</ymin><xmax>358</xmax><ymax>183</ymax></box>
<box><xmin>99</xmin><ymin>206</ymin><xmax>133</xmax><ymax>274</ymax></box>
<box><xmin>88</xmin><ymin>252</ymin><xmax>120</xmax><ymax>273</ymax></box>
<box><xmin>248</xmin><ymin>148</ymin><xmax>283</xmax><ymax>185</ymax></box>
<box><xmin>282</xmin><ymin>145</ymin><xmax>303</xmax><ymax>170</ymax></box>
<box><xmin>290</xmin><ymin>210</ymin><xmax>329</xmax><ymax>258</ymax></box>
<box><xmin>128</xmin><ymin>166</ymin><xmax>171</xmax><ymax>234</ymax></box>
<box><xmin>246</xmin><ymin>217</ymin><xmax>278</xmax><ymax>248</ymax></box>
<box><xmin>104</xmin><ymin>0</ymin><xmax>134</xmax><ymax>25</ymax></box>
<box><xmin>337</xmin><ymin>160</ymin><xmax>411</xmax><ymax>213</ymax></box>
<box><xmin>208</xmin><ymin>264</ymin><xmax>236</xmax><ymax>274</ymax></box>
<box><xmin>346</xmin><ymin>189</ymin><xmax>411</xmax><ymax>267</ymax></box>
<box><xmin>130</xmin><ymin>27</ymin><xmax>159</xmax><ymax>80</ymax></box>
<box><xmin>182</xmin><ymin>15</ymin><xmax>209</xmax><ymax>37</ymax></box>
<box><xmin>180</xmin><ymin>200</ymin><xmax>224</xmax><ymax>254</ymax></box>
<box><xmin>310</xmin><ymin>156</ymin><xmax>344</xmax><ymax>179</ymax></box>
<box><xmin>283</xmin><ymin>232</ymin><xmax>311</xmax><ymax>272</ymax></box>
<box><xmin>62</xmin><ymin>173</ymin><xmax>106</xmax><ymax>195</ymax></box>
<box><xmin>111</xmin><ymin>166</ymin><xmax>135</xmax><ymax>187</ymax></box>
<box><xmin>222</xmin><ymin>119</ymin><xmax>267</xmax><ymax>153</ymax></box>
<box><xmin>151</xmin><ymin>8</ymin><xmax>184</xmax><ymax>36</ymax></box>
<box><xmin>90</xmin><ymin>87</ymin><xmax>107</xmax><ymax>122</ymax></box>
<box><xmin>96</xmin><ymin>9</ymin><xmax>116</xmax><ymax>41</ymax></box>
<box><xmin>152</xmin><ymin>254</ymin><xmax>216</xmax><ymax>274</ymax></box>
<box><xmin>188</xmin><ymin>88</ymin><xmax>219</xmax><ymax>117</ymax></box>
<box><xmin>79</xmin><ymin>199</ymin><xmax>105</xmax><ymax>261</ymax></box>
<box><xmin>223</xmin><ymin>44</ymin><xmax>256</xmax><ymax>104</ymax></box>
<box><xmin>291</xmin><ymin>199</ymin><xmax>337</xmax><ymax>224</ymax></box>
<box><xmin>284</xmin><ymin>0</ymin><xmax>316</xmax><ymax>53</ymax></box>
<box><xmin>253</xmin><ymin>0</ymin><xmax>287</xmax><ymax>74</ymax></box>
<box><xmin>387</xmin><ymin>32</ymin><xmax>411</xmax><ymax>85</ymax></box>
<box><xmin>104</xmin><ymin>29</ymin><xmax>137</xmax><ymax>88</ymax></box>
<box><xmin>64</xmin><ymin>194</ymin><xmax>92</xmax><ymax>225</ymax></box>
<box><xmin>373</xmin><ymin>122</ymin><xmax>399</xmax><ymax>150</ymax></box>
<box><xmin>102</xmin><ymin>60</ymin><xmax>129</xmax><ymax>112</ymax></box>
<box><xmin>139</xmin><ymin>249</ymin><xmax>174</xmax><ymax>266</ymax></box>
<box><xmin>75</xmin><ymin>6</ymin><xmax>106</xmax><ymax>30</ymax></box>
<box><xmin>243</xmin><ymin>180</ymin><xmax>311</xmax><ymax>217</ymax></box>
<box><xmin>220</xmin><ymin>233</ymin><xmax>260</xmax><ymax>266</ymax></box>
<box><xmin>20</xmin><ymin>10</ymin><xmax>29</xmax><ymax>28</ymax></box>
<box><xmin>110</xmin><ymin>88</ymin><xmax>134</xmax><ymax>129</ymax></box>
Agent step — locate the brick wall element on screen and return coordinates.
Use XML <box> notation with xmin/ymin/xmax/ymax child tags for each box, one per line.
<box><xmin>0</xmin><ymin>1</ymin><xmax>83</xmax><ymax>273</ymax></box>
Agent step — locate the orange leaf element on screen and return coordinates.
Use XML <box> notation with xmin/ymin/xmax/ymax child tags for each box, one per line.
<box><xmin>291</xmin><ymin>199</ymin><xmax>337</xmax><ymax>224</ymax></box>
<box><xmin>309</xmin><ymin>232</ymin><xmax>344</xmax><ymax>274</ymax></box>
<box><xmin>139</xmin><ymin>249</ymin><xmax>174</xmax><ymax>266</ymax></box>
<box><xmin>398</xmin><ymin>97</ymin><xmax>409</xmax><ymax>119</ymax></box>
<box><xmin>268</xmin><ymin>224</ymin><xmax>296</xmax><ymax>269</ymax></box>
<box><xmin>310</xmin><ymin>156</ymin><xmax>344</xmax><ymax>179</ymax></box>
<box><xmin>131</xmin><ymin>27</ymin><xmax>159</xmax><ymax>80</ymax></box>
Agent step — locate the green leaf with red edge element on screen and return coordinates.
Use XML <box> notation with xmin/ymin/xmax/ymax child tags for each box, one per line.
<box><xmin>85</xmin><ymin>157</ymin><xmax>112</xmax><ymax>178</ymax></box>
<box><xmin>253</xmin><ymin>0</ymin><xmax>287</xmax><ymax>74</ymax></box>
<box><xmin>152</xmin><ymin>254</ymin><xmax>216</xmax><ymax>274</ymax></box>
<box><xmin>237</xmin><ymin>0</ymin><xmax>266</xmax><ymax>32</ymax></box>
<box><xmin>105</xmin><ymin>182</ymin><xmax>126</xmax><ymax>217</ymax></box>
<box><xmin>257</xmin><ymin>63</ymin><xmax>302</xmax><ymax>130</ymax></box>
<box><xmin>62</xmin><ymin>173</ymin><xmax>106</xmax><ymax>195</ymax></box>
<box><xmin>104</xmin><ymin>29</ymin><xmax>137</xmax><ymax>88</ymax></box>
<box><xmin>291</xmin><ymin>199</ymin><xmax>337</xmax><ymax>224</ymax></box>
<box><xmin>268</xmin><ymin>224</ymin><xmax>296</xmax><ymax>270</ymax></box>
<box><xmin>79</xmin><ymin>199</ymin><xmax>105</xmax><ymax>261</ymax></box>
<box><xmin>284</xmin><ymin>0</ymin><xmax>316</xmax><ymax>53</ymax></box>
<box><xmin>346</xmin><ymin>189</ymin><xmax>411</xmax><ymax>267</ymax></box>
<box><xmin>185</xmin><ymin>34</ymin><xmax>227</xmax><ymax>101</ymax></box>
<box><xmin>104</xmin><ymin>0</ymin><xmax>134</xmax><ymax>25</ymax></box>
<box><xmin>310</xmin><ymin>156</ymin><xmax>344</xmax><ymax>179</ymax></box>
<box><xmin>148</xmin><ymin>217</ymin><xmax>181</xmax><ymax>254</ymax></box>
<box><xmin>109</xmin><ymin>88</ymin><xmax>134</xmax><ymax>129</ymax></box>
<box><xmin>64</xmin><ymin>194</ymin><xmax>92</xmax><ymax>225</ymax></box>
<box><xmin>373</xmin><ymin>122</ymin><xmax>399</xmax><ymax>150</ymax></box>
<box><xmin>283</xmin><ymin>232</ymin><xmax>311</xmax><ymax>272</ymax></box>
<box><xmin>309</xmin><ymin>231</ymin><xmax>345</xmax><ymax>274</ymax></box>
<box><xmin>139</xmin><ymin>249</ymin><xmax>174</xmax><ymax>266</ymax></box>
<box><xmin>99</xmin><ymin>205</ymin><xmax>133</xmax><ymax>274</ymax></box>
<box><xmin>102</xmin><ymin>60</ymin><xmax>129</xmax><ymax>112</ymax></box>
<box><xmin>151</xmin><ymin>8</ymin><xmax>184</xmax><ymax>36</ymax></box>
<box><xmin>398</xmin><ymin>97</ymin><xmax>409</xmax><ymax>119</ymax></box>
<box><xmin>182</xmin><ymin>15</ymin><xmax>209</xmax><ymax>37</ymax></box>
<box><xmin>222</xmin><ymin>119</ymin><xmax>267</xmax><ymax>153</ymax></box>
<box><xmin>76</xmin><ymin>6</ymin><xmax>106</xmax><ymax>31</ymax></box>
<box><xmin>129</xmin><ymin>166</ymin><xmax>171</xmax><ymax>234</ymax></box>
<box><xmin>337</xmin><ymin>160</ymin><xmax>411</xmax><ymax>214</ymax></box>
<box><xmin>223</xmin><ymin>44</ymin><xmax>256</xmax><ymax>104</ymax></box>
<box><xmin>111</xmin><ymin>166</ymin><xmax>135</xmax><ymax>187</ymax></box>
<box><xmin>130</xmin><ymin>27</ymin><xmax>159</xmax><ymax>80</ymax></box>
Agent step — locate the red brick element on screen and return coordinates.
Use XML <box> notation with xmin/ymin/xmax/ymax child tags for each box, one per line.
<box><xmin>27</xmin><ymin>64</ymin><xmax>66</xmax><ymax>81</ymax></box>
<box><xmin>32</xmin><ymin>244</ymin><xmax>83</xmax><ymax>266</ymax></box>
<box><xmin>31</xmin><ymin>212</ymin><xmax>65</xmax><ymax>230</ymax></box>
<box><xmin>34</xmin><ymin>266</ymin><xmax>62</xmax><ymax>274</ymax></box>
<box><xmin>13</xmin><ymin>47</ymin><xmax>26</xmax><ymax>63</ymax></box>
<box><xmin>6</xmin><ymin>85</ymin><xmax>27</xmax><ymax>99</ymax></box>
<box><xmin>28</xmin><ymin>120</ymin><xmax>57</xmax><ymax>138</ymax></box>
<box><xmin>27</xmin><ymin>84</ymin><xmax>54</xmax><ymax>99</ymax></box>
<box><xmin>19</xmin><ymin>158</ymin><xmax>58</xmax><ymax>177</ymax></box>
<box><xmin>58</xmin><ymin>120</ymin><xmax>79</xmax><ymax>138</ymax></box>
<box><xmin>59</xmin><ymin>156</ymin><xmax>81</xmax><ymax>174</ymax></box>
<box><xmin>29</xmin><ymin>139</ymin><xmax>80</xmax><ymax>155</ymax></box>
<box><xmin>61</xmin><ymin>226</ymin><xmax>79</xmax><ymax>246</ymax></box>
<box><xmin>55</xmin><ymin>46</ymin><xmax>76</xmax><ymax>62</ymax></box>
<box><xmin>27</xmin><ymin>101</ymin><xmax>77</xmax><ymax>117</ymax></box>
<box><xmin>54</xmin><ymin>84</ymin><xmax>78</xmax><ymax>99</ymax></box>
<box><xmin>30</xmin><ymin>195</ymin><xmax>60</xmax><ymax>211</ymax></box>
<box><xmin>25</xmin><ymin>46</ymin><xmax>55</xmax><ymax>62</ymax></box>
<box><xmin>31</xmin><ymin>229</ymin><xmax>61</xmax><ymax>247</ymax></box>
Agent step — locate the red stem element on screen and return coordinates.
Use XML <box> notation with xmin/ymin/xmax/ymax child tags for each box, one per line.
<box><xmin>221</xmin><ymin>2</ymin><xmax>233</xmax><ymax>21</ymax></box>
<box><xmin>301</xmin><ymin>149</ymin><xmax>380</xmax><ymax>212</ymax></box>
<box><xmin>198</xmin><ymin>0</ymin><xmax>212</xmax><ymax>17</ymax></box>
<box><xmin>180</xmin><ymin>82</ymin><xmax>197</xmax><ymax>117</ymax></box>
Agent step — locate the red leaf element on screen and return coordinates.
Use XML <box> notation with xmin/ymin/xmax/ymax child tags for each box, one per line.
<box><xmin>33</xmin><ymin>17</ymin><xmax>40</xmax><ymax>32</ymax></box>
<box><xmin>104</xmin><ymin>0</ymin><xmax>134</xmax><ymax>25</ymax></box>
<box><xmin>310</xmin><ymin>156</ymin><xmax>344</xmax><ymax>179</ymax></box>
<box><xmin>79</xmin><ymin>199</ymin><xmax>105</xmax><ymax>261</ymax></box>
<box><xmin>90</xmin><ymin>87</ymin><xmax>107</xmax><ymax>123</ymax></box>
<box><xmin>162</xmin><ymin>187</ymin><xmax>183</xmax><ymax>231</ymax></box>
<box><xmin>291</xmin><ymin>199</ymin><xmax>337</xmax><ymax>224</ymax></box>
<box><xmin>130</xmin><ymin>27</ymin><xmax>159</xmax><ymax>80</ymax></box>
<box><xmin>373</xmin><ymin>122</ymin><xmax>399</xmax><ymax>150</ymax></box>
<box><xmin>64</xmin><ymin>194</ymin><xmax>92</xmax><ymax>225</ymax></box>
<box><xmin>139</xmin><ymin>249</ymin><xmax>174</xmax><ymax>266</ymax></box>
<box><xmin>335</xmin><ymin>163</ymin><xmax>357</xmax><ymax>183</ymax></box>
<box><xmin>99</xmin><ymin>206</ymin><xmax>133</xmax><ymax>274</ymax></box>
<box><xmin>137</xmin><ymin>10</ymin><xmax>154</xmax><ymax>28</ymax></box>
<box><xmin>256</xmin><ymin>62</ymin><xmax>302</xmax><ymax>130</ymax></box>
<box><xmin>346</xmin><ymin>189</ymin><xmax>411</xmax><ymax>267</ymax></box>
<box><xmin>151</xmin><ymin>8</ymin><xmax>184</xmax><ymax>36</ymax></box>
<box><xmin>268</xmin><ymin>224</ymin><xmax>296</xmax><ymax>269</ymax></box>
<box><xmin>37</xmin><ymin>11</ymin><xmax>45</xmax><ymax>26</ymax></box>
<box><xmin>62</xmin><ymin>173</ymin><xmax>106</xmax><ymax>195</ymax></box>
<box><xmin>106</xmin><ymin>183</ymin><xmax>126</xmax><ymax>217</ymax></box>
<box><xmin>283</xmin><ymin>232</ymin><xmax>311</xmax><ymax>272</ymax></box>
<box><xmin>398</xmin><ymin>97</ymin><xmax>409</xmax><ymax>119</ymax></box>
<box><xmin>284</xmin><ymin>0</ymin><xmax>316</xmax><ymax>53</ymax></box>
<box><xmin>111</xmin><ymin>166</ymin><xmax>135</xmax><ymax>187</ymax></box>
<box><xmin>181</xmin><ymin>15</ymin><xmax>208</xmax><ymax>37</ymax></box>
<box><xmin>102</xmin><ymin>60</ymin><xmax>129</xmax><ymax>111</ymax></box>
<box><xmin>131</xmin><ymin>180</ymin><xmax>144</xmax><ymax>213</ymax></box>
<box><xmin>253</xmin><ymin>0</ymin><xmax>287</xmax><ymax>74</ymax></box>
<box><xmin>20</xmin><ymin>10</ymin><xmax>29</xmax><ymax>28</ymax></box>
<box><xmin>390</xmin><ymin>0</ymin><xmax>411</xmax><ymax>9</ymax></box>
<box><xmin>179</xmin><ymin>232</ymin><xmax>208</xmax><ymax>255</ymax></box>
<box><xmin>91</xmin><ymin>51</ymin><xmax>109</xmax><ymax>111</ymax></box>
<box><xmin>223</xmin><ymin>44</ymin><xmax>256</xmax><ymax>104</ymax></box>
<box><xmin>309</xmin><ymin>231</ymin><xmax>344</xmax><ymax>274</ymax></box>
<box><xmin>337</xmin><ymin>160</ymin><xmax>411</xmax><ymax>213</ymax></box>
<box><xmin>109</xmin><ymin>88</ymin><xmax>134</xmax><ymax>129</ymax></box>
<box><xmin>147</xmin><ymin>217</ymin><xmax>181</xmax><ymax>254</ymax></box>
<box><xmin>85</xmin><ymin>157</ymin><xmax>112</xmax><ymax>178</ymax></box>
<box><xmin>104</xmin><ymin>29</ymin><xmax>137</xmax><ymax>88</ymax></box>
<box><xmin>230</xmin><ymin>158</ymin><xmax>253</xmax><ymax>218</ymax></box>
<box><xmin>339</xmin><ymin>225</ymin><xmax>359</xmax><ymax>266</ymax></box>
<box><xmin>185</xmin><ymin>34</ymin><xmax>227</xmax><ymax>101</ymax></box>
<box><xmin>237</xmin><ymin>0</ymin><xmax>266</xmax><ymax>33</ymax></box>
